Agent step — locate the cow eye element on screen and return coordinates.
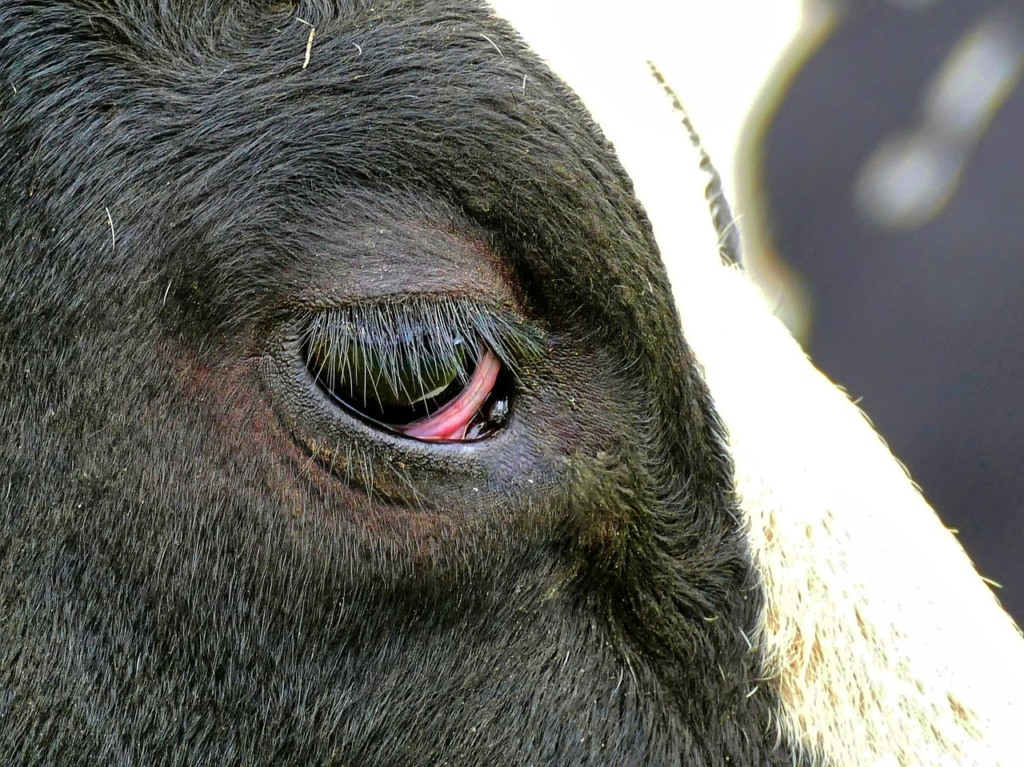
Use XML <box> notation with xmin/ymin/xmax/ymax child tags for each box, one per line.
<box><xmin>302</xmin><ymin>300</ymin><xmax>520</xmax><ymax>442</ymax></box>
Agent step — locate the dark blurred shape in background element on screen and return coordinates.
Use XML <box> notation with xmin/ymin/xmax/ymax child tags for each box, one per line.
<box><xmin>744</xmin><ymin>0</ymin><xmax>1024</xmax><ymax>623</ymax></box>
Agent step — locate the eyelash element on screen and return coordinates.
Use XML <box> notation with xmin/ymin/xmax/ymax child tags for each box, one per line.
<box><xmin>299</xmin><ymin>297</ymin><xmax>541</xmax><ymax>436</ymax></box>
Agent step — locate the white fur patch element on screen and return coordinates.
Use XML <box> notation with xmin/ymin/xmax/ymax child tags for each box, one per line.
<box><xmin>488</xmin><ymin>2</ymin><xmax>1024</xmax><ymax>764</ymax></box>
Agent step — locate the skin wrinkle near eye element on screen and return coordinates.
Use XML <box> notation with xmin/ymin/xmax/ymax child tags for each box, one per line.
<box><xmin>267</xmin><ymin>193</ymin><xmax>524</xmax><ymax>316</ymax></box>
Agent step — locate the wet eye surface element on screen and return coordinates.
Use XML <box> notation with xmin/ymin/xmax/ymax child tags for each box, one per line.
<box><xmin>301</xmin><ymin>299</ymin><xmax>526</xmax><ymax>442</ymax></box>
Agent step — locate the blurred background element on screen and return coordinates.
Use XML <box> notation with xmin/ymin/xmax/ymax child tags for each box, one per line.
<box><xmin>660</xmin><ymin>0</ymin><xmax>1024</xmax><ymax>624</ymax></box>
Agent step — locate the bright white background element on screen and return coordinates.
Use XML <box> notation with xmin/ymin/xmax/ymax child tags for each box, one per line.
<box><xmin>484</xmin><ymin>0</ymin><xmax>810</xmax><ymax>289</ymax></box>
<box><xmin>488</xmin><ymin>0</ymin><xmax>807</xmax><ymax>201</ymax></box>
<box><xmin>641</xmin><ymin>0</ymin><xmax>805</xmax><ymax>189</ymax></box>
<box><xmin>485</xmin><ymin>0</ymin><xmax>810</xmax><ymax>307</ymax></box>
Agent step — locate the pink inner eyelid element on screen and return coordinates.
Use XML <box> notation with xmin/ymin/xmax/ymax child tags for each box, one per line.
<box><xmin>400</xmin><ymin>348</ymin><xmax>501</xmax><ymax>442</ymax></box>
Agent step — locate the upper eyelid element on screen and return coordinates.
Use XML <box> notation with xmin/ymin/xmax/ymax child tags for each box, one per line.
<box><xmin>262</xmin><ymin>203</ymin><xmax>523</xmax><ymax>317</ymax></box>
<box><xmin>284</xmin><ymin>251</ymin><xmax>522</xmax><ymax>316</ymax></box>
<box><xmin>299</xmin><ymin>295</ymin><xmax>546</xmax><ymax>375</ymax></box>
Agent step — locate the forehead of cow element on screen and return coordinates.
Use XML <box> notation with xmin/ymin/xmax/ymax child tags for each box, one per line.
<box><xmin>4</xmin><ymin>2</ymin><xmax>685</xmax><ymax>376</ymax></box>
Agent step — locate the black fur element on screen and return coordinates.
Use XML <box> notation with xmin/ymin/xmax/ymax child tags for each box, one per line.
<box><xmin>1</xmin><ymin>2</ymin><xmax>798</xmax><ymax>764</ymax></box>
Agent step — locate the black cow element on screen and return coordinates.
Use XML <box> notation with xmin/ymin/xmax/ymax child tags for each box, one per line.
<box><xmin>1</xmin><ymin>2</ymin><xmax>1020</xmax><ymax>765</ymax></box>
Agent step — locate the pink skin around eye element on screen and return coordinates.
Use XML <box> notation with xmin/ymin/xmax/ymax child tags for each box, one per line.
<box><xmin>400</xmin><ymin>348</ymin><xmax>501</xmax><ymax>442</ymax></box>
